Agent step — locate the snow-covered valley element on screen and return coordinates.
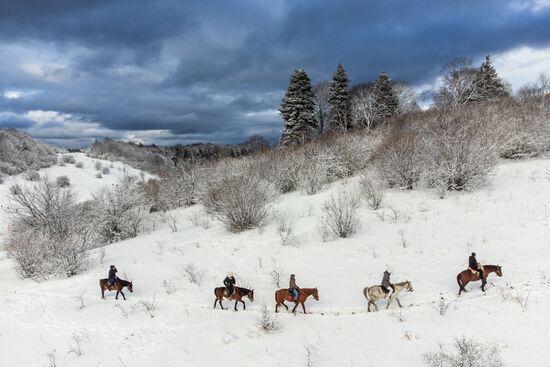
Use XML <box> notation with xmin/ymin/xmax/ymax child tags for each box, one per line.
<box><xmin>1</xmin><ymin>154</ymin><xmax>549</xmax><ymax>366</ymax></box>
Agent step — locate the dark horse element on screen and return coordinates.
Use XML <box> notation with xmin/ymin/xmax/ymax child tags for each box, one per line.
<box><xmin>213</xmin><ymin>287</ymin><xmax>254</xmax><ymax>311</ymax></box>
<box><xmin>100</xmin><ymin>278</ymin><xmax>133</xmax><ymax>300</ymax></box>
<box><xmin>275</xmin><ymin>288</ymin><xmax>319</xmax><ymax>314</ymax></box>
<box><xmin>457</xmin><ymin>265</ymin><xmax>502</xmax><ymax>295</ymax></box>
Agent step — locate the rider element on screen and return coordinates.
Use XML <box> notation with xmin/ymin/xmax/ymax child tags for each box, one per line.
<box><xmin>381</xmin><ymin>270</ymin><xmax>394</xmax><ymax>294</ymax></box>
<box><xmin>289</xmin><ymin>274</ymin><xmax>299</xmax><ymax>300</ymax></box>
<box><xmin>468</xmin><ymin>252</ymin><xmax>484</xmax><ymax>281</ymax></box>
<box><xmin>108</xmin><ymin>265</ymin><xmax>118</xmax><ymax>288</ymax></box>
<box><xmin>224</xmin><ymin>272</ymin><xmax>236</xmax><ymax>297</ymax></box>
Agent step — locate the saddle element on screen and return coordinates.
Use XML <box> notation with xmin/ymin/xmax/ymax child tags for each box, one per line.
<box><xmin>468</xmin><ymin>264</ymin><xmax>484</xmax><ymax>276</ymax></box>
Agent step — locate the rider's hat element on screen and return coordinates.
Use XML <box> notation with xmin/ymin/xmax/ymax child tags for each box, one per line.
<box><xmin>471</xmin><ymin>252</ymin><xmax>476</xmax><ymax>256</ymax></box>
<box><xmin>290</xmin><ymin>274</ymin><xmax>295</xmax><ymax>277</ymax></box>
<box><xmin>110</xmin><ymin>265</ymin><xmax>115</xmax><ymax>269</ymax></box>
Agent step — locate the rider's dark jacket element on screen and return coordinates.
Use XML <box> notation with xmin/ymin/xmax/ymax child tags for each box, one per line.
<box><xmin>224</xmin><ymin>276</ymin><xmax>236</xmax><ymax>292</ymax></box>
<box><xmin>469</xmin><ymin>256</ymin><xmax>479</xmax><ymax>269</ymax></box>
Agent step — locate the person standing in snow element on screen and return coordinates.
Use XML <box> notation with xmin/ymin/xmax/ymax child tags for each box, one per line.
<box><xmin>224</xmin><ymin>272</ymin><xmax>236</xmax><ymax>297</ymax></box>
<box><xmin>381</xmin><ymin>270</ymin><xmax>394</xmax><ymax>294</ymax></box>
<box><xmin>288</xmin><ymin>274</ymin><xmax>299</xmax><ymax>300</ymax></box>
<box><xmin>108</xmin><ymin>265</ymin><xmax>118</xmax><ymax>287</ymax></box>
<box><xmin>468</xmin><ymin>252</ymin><xmax>484</xmax><ymax>281</ymax></box>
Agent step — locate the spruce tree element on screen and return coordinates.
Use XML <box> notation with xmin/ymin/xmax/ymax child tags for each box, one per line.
<box><xmin>279</xmin><ymin>69</ymin><xmax>316</xmax><ymax>146</ymax></box>
<box><xmin>476</xmin><ymin>55</ymin><xmax>509</xmax><ymax>101</ymax></box>
<box><xmin>373</xmin><ymin>72</ymin><xmax>399</xmax><ymax>125</ymax></box>
<box><xmin>329</xmin><ymin>63</ymin><xmax>351</xmax><ymax>132</ymax></box>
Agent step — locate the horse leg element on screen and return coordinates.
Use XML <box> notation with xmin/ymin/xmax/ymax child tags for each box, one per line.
<box><xmin>120</xmin><ymin>291</ymin><xmax>126</xmax><ymax>300</ymax></box>
<box><xmin>386</xmin><ymin>296</ymin><xmax>393</xmax><ymax>310</ymax></box>
<box><xmin>292</xmin><ymin>302</ymin><xmax>299</xmax><ymax>314</ymax></box>
<box><xmin>213</xmin><ymin>299</ymin><xmax>218</xmax><ymax>309</ymax></box>
<box><xmin>367</xmin><ymin>301</ymin><xmax>371</xmax><ymax>312</ymax></box>
<box><xmin>241</xmin><ymin>300</ymin><xmax>246</xmax><ymax>310</ymax></box>
<box><xmin>101</xmin><ymin>287</ymin><xmax>105</xmax><ymax>299</ymax></box>
<box><xmin>115</xmin><ymin>291</ymin><xmax>119</xmax><ymax>300</ymax></box>
<box><xmin>301</xmin><ymin>302</ymin><xmax>307</xmax><ymax>314</ymax></box>
<box><xmin>219</xmin><ymin>299</ymin><xmax>225</xmax><ymax>310</ymax></box>
<box><xmin>374</xmin><ymin>302</ymin><xmax>379</xmax><ymax>312</ymax></box>
<box><xmin>234</xmin><ymin>300</ymin><xmax>239</xmax><ymax>311</ymax></box>
<box><xmin>481</xmin><ymin>279</ymin><xmax>487</xmax><ymax>292</ymax></box>
<box><xmin>396</xmin><ymin>296</ymin><xmax>403</xmax><ymax>308</ymax></box>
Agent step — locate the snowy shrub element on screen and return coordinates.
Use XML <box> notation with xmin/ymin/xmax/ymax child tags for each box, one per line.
<box><xmin>95</xmin><ymin>172</ymin><xmax>102</xmax><ymax>179</ymax></box>
<box><xmin>321</xmin><ymin>189</ymin><xmax>360</xmax><ymax>238</ymax></box>
<box><xmin>62</xmin><ymin>155</ymin><xmax>76</xmax><ymax>164</ymax></box>
<box><xmin>157</xmin><ymin>160</ymin><xmax>209</xmax><ymax>209</ymax></box>
<box><xmin>75</xmin><ymin>161</ymin><xmax>84</xmax><ymax>168</ymax></box>
<box><xmin>101</xmin><ymin>167</ymin><xmax>110</xmax><ymax>175</ymax></box>
<box><xmin>276</xmin><ymin>214</ymin><xmax>297</xmax><ymax>246</ymax></box>
<box><xmin>5</xmin><ymin>179</ymin><xmax>93</xmax><ymax>278</ymax></box>
<box><xmin>422</xmin><ymin>111</ymin><xmax>498</xmax><ymax>191</ymax></box>
<box><xmin>374</xmin><ymin>126</ymin><xmax>422</xmax><ymax>190</ymax></box>
<box><xmin>183</xmin><ymin>263</ymin><xmax>205</xmax><ymax>285</ymax></box>
<box><xmin>58</xmin><ymin>159</ymin><xmax>66</xmax><ymax>167</ymax></box>
<box><xmin>89</xmin><ymin>176</ymin><xmax>150</xmax><ymax>244</ymax></box>
<box><xmin>359</xmin><ymin>172</ymin><xmax>384</xmax><ymax>209</ymax></box>
<box><xmin>299</xmin><ymin>151</ymin><xmax>328</xmax><ymax>195</ymax></box>
<box><xmin>139</xmin><ymin>295</ymin><xmax>158</xmax><ymax>318</ymax></box>
<box><xmin>258</xmin><ymin>305</ymin><xmax>281</xmax><ymax>333</ymax></box>
<box><xmin>94</xmin><ymin>161</ymin><xmax>102</xmax><ymax>170</ymax></box>
<box><xmin>25</xmin><ymin>169</ymin><xmax>40</xmax><ymax>181</ymax></box>
<box><xmin>424</xmin><ymin>337</ymin><xmax>504</xmax><ymax>367</ymax></box>
<box><xmin>0</xmin><ymin>175</ymin><xmax>3</xmax><ymax>184</ymax></box>
<box><xmin>202</xmin><ymin>173</ymin><xmax>276</xmax><ymax>232</ymax></box>
<box><xmin>56</xmin><ymin>175</ymin><xmax>71</xmax><ymax>187</ymax></box>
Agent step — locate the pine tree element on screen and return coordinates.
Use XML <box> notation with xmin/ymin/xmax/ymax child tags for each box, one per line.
<box><xmin>373</xmin><ymin>72</ymin><xmax>399</xmax><ymax>125</ymax></box>
<box><xmin>476</xmin><ymin>55</ymin><xmax>509</xmax><ymax>101</ymax></box>
<box><xmin>279</xmin><ymin>69</ymin><xmax>316</xmax><ymax>146</ymax></box>
<box><xmin>329</xmin><ymin>63</ymin><xmax>351</xmax><ymax>132</ymax></box>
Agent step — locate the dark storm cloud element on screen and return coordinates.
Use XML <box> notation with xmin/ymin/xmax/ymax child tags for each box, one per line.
<box><xmin>0</xmin><ymin>0</ymin><xmax>549</xmax><ymax>147</ymax></box>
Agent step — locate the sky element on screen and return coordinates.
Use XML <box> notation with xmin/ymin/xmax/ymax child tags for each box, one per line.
<box><xmin>0</xmin><ymin>0</ymin><xmax>549</xmax><ymax>148</ymax></box>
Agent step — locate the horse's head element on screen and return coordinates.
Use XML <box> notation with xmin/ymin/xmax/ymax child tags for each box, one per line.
<box><xmin>247</xmin><ymin>289</ymin><xmax>254</xmax><ymax>302</ymax></box>
<box><xmin>406</xmin><ymin>281</ymin><xmax>414</xmax><ymax>292</ymax></box>
<box><xmin>128</xmin><ymin>281</ymin><xmax>133</xmax><ymax>293</ymax></box>
<box><xmin>496</xmin><ymin>265</ymin><xmax>503</xmax><ymax>277</ymax></box>
<box><xmin>313</xmin><ymin>288</ymin><xmax>319</xmax><ymax>301</ymax></box>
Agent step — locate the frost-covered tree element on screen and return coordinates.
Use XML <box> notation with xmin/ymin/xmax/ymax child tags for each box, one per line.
<box><xmin>313</xmin><ymin>81</ymin><xmax>331</xmax><ymax>134</ymax></box>
<box><xmin>435</xmin><ymin>58</ymin><xmax>480</xmax><ymax>109</ymax></box>
<box><xmin>476</xmin><ymin>55</ymin><xmax>509</xmax><ymax>101</ymax></box>
<box><xmin>329</xmin><ymin>63</ymin><xmax>352</xmax><ymax>132</ymax></box>
<box><xmin>350</xmin><ymin>83</ymin><xmax>377</xmax><ymax>129</ymax></box>
<box><xmin>373</xmin><ymin>72</ymin><xmax>399</xmax><ymax>125</ymax></box>
<box><xmin>280</xmin><ymin>69</ymin><xmax>316</xmax><ymax>146</ymax></box>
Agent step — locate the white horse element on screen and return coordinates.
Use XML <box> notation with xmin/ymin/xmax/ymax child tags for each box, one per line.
<box><xmin>363</xmin><ymin>280</ymin><xmax>414</xmax><ymax>312</ymax></box>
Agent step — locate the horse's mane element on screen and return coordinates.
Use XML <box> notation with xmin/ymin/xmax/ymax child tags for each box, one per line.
<box><xmin>118</xmin><ymin>278</ymin><xmax>131</xmax><ymax>286</ymax></box>
<box><xmin>237</xmin><ymin>287</ymin><xmax>252</xmax><ymax>295</ymax></box>
<box><xmin>394</xmin><ymin>281</ymin><xmax>410</xmax><ymax>286</ymax></box>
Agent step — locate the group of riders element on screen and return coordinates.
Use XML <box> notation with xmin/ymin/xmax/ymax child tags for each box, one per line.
<box><xmin>105</xmin><ymin>253</ymin><xmax>486</xmax><ymax>299</ymax></box>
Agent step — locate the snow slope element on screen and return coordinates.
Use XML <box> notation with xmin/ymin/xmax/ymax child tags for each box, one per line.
<box><xmin>0</xmin><ymin>156</ymin><xmax>549</xmax><ymax>366</ymax></box>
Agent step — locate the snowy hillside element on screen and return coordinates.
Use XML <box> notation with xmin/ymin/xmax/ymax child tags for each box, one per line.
<box><xmin>1</xmin><ymin>157</ymin><xmax>549</xmax><ymax>366</ymax></box>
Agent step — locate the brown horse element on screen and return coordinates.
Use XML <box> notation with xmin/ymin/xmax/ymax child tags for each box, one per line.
<box><xmin>213</xmin><ymin>287</ymin><xmax>254</xmax><ymax>311</ymax></box>
<box><xmin>100</xmin><ymin>278</ymin><xmax>133</xmax><ymax>300</ymax></box>
<box><xmin>275</xmin><ymin>288</ymin><xmax>319</xmax><ymax>314</ymax></box>
<box><xmin>457</xmin><ymin>265</ymin><xmax>502</xmax><ymax>295</ymax></box>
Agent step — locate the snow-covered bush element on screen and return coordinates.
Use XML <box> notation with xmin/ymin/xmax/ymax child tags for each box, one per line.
<box><xmin>95</xmin><ymin>172</ymin><xmax>102</xmax><ymax>179</ymax></box>
<box><xmin>5</xmin><ymin>179</ymin><xmax>92</xmax><ymax>278</ymax></box>
<box><xmin>0</xmin><ymin>128</ymin><xmax>58</xmax><ymax>175</ymax></box>
<box><xmin>101</xmin><ymin>167</ymin><xmax>110</xmax><ymax>175</ymax></box>
<box><xmin>25</xmin><ymin>169</ymin><xmax>40</xmax><ymax>181</ymax></box>
<box><xmin>156</xmin><ymin>160</ymin><xmax>209</xmax><ymax>209</ymax></box>
<box><xmin>56</xmin><ymin>175</ymin><xmax>71</xmax><ymax>187</ymax></box>
<box><xmin>89</xmin><ymin>176</ymin><xmax>150</xmax><ymax>244</ymax></box>
<box><xmin>94</xmin><ymin>161</ymin><xmax>102</xmax><ymax>171</ymax></box>
<box><xmin>0</xmin><ymin>175</ymin><xmax>3</xmax><ymax>184</ymax></box>
<box><xmin>299</xmin><ymin>151</ymin><xmax>328</xmax><ymax>195</ymax></box>
<box><xmin>62</xmin><ymin>155</ymin><xmax>76</xmax><ymax>164</ymax></box>
<box><xmin>321</xmin><ymin>189</ymin><xmax>360</xmax><ymax>238</ymax></box>
<box><xmin>202</xmin><ymin>173</ymin><xmax>276</xmax><ymax>232</ymax></box>
<box><xmin>424</xmin><ymin>337</ymin><xmax>504</xmax><ymax>367</ymax></box>
<box><xmin>75</xmin><ymin>161</ymin><xmax>84</xmax><ymax>168</ymax></box>
<box><xmin>258</xmin><ymin>305</ymin><xmax>281</xmax><ymax>333</ymax></box>
<box><xmin>359</xmin><ymin>172</ymin><xmax>384</xmax><ymax>209</ymax></box>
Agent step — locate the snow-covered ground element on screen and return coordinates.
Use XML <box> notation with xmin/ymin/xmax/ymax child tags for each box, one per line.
<box><xmin>1</xmin><ymin>155</ymin><xmax>549</xmax><ymax>366</ymax></box>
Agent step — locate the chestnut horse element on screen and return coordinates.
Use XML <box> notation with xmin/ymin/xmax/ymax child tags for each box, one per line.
<box><xmin>275</xmin><ymin>288</ymin><xmax>319</xmax><ymax>314</ymax></box>
<box><xmin>100</xmin><ymin>278</ymin><xmax>133</xmax><ymax>300</ymax></box>
<box><xmin>213</xmin><ymin>287</ymin><xmax>254</xmax><ymax>311</ymax></box>
<box><xmin>457</xmin><ymin>265</ymin><xmax>502</xmax><ymax>295</ymax></box>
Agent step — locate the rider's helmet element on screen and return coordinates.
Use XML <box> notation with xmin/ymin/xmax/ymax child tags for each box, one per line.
<box><xmin>110</xmin><ymin>265</ymin><xmax>116</xmax><ymax>269</ymax></box>
<box><xmin>290</xmin><ymin>274</ymin><xmax>295</xmax><ymax>278</ymax></box>
<box><xmin>471</xmin><ymin>252</ymin><xmax>476</xmax><ymax>257</ymax></box>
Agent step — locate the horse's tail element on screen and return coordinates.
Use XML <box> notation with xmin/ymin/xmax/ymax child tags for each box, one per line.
<box><xmin>363</xmin><ymin>287</ymin><xmax>370</xmax><ymax>301</ymax></box>
<box><xmin>456</xmin><ymin>273</ymin><xmax>462</xmax><ymax>289</ymax></box>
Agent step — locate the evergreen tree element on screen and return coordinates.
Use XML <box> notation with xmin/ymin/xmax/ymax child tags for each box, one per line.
<box><xmin>476</xmin><ymin>55</ymin><xmax>509</xmax><ymax>101</ymax></box>
<box><xmin>279</xmin><ymin>69</ymin><xmax>316</xmax><ymax>146</ymax></box>
<box><xmin>329</xmin><ymin>63</ymin><xmax>351</xmax><ymax>132</ymax></box>
<box><xmin>373</xmin><ymin>72</ymin><xmax>399</xmax><ymax>125</ymax></box>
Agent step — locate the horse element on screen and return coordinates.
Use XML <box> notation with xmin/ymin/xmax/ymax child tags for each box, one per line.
<box><xmin>100</xmin><ymin>278</ymin><xmax>133</xmax><ymax>300</ymax></box>
<box><xmin>363</xmin><ymin>281</ymin><xmax>414</xmax><ymax>312</ymax></box>
<box><xmin>213</xmin><ymin>286</ymin><xmax>254</xmax><ymax>311</ymax></box>
<box><xmin>275</xmin><ymin>288</ymin><xmax>319</xmax><ymax>314</ymax></box>
<box><xmin>457</xmin><ymin>264</ymin><xmax>502</xmax><ymax>295</ymax></box>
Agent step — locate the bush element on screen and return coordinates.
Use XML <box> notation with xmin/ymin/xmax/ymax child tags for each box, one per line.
<box><xmin>424</xmin><ymin>337</ymin><xmax>504</xmax><ymax>367</ymax></box>
<box><xmin>25</xmin><ymin>170</ymin><xmax>40</xmax><ymax>182</ymax></box>
<box><xmin>75</xmin><ymin>161</ymin><xmax>84</xmax><ymax>168</ymax></box>
<box><xmin>62</xmin><ymin>155</ymin><xmax>76</xmax><ymax>164</ymax></box>
<box><xmin>202</xmin><ymin>174</ymin><xmax>275</xmax><ymax>232</ymax></box>
<box><xmin>95</xmin><ymin>172</ymin><xmax>102</xmax><ymax>179</ymax></box>
<box><xmin>321</xmin><ymin>189</ymin><xmax>360</xmax><ymax>238</ymax></box>
<box><xmin>258</xmin><ymin>305</ymin><xmax>281</xmax><ymax>333</ymax></box>
<box><xmin>156</xmin><ymin>160</ymin><xmax>209</xmax><ymax>209</ymax></box>
<box><xmin>5</xmin><ymin>179</ymin><xmax>92</xmax><ymax>278</ymax></box>
<box><xmin>359</xmin><ymin>172</ymin><xmax>384</xmax><ymax>209</ymax></box>
<box><xmin>101</xmin><ymin>167</ymin><xmax>110</xmax><ymax>175</ymax></box>
<box><xmin>56</xmin><ymin>175</ymin><xmax>71</xmax><ymax>188</ymax></box>
<box><xmin>94</xmin><ymin>161</ymin><xmax>102</xmax><ymax>171</ymax></box>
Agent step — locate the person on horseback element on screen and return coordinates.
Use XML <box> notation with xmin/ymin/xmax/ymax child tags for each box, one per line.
<box><xmin>381</xmin><ymin>270</ymin><xmax>394</xmax><ymax>294</ymax></box>
<box><xmin>468</xmin><ymin>252</ymin><xmax>484</xmax><ymax>281</ymax></box>
<box><xmin>288</xmin><ymin>274</ymin><xmax>299</xmax><ymax>301</ymax></box>
<box><xmin>224</xmin><ymin>272</ymin><xmax>236</xmax><ymax>297</ymax></box>
<box><xmin>107</xmin><ymin>265</ymin><xmax>118</xmax><ymax>289</ymax></box>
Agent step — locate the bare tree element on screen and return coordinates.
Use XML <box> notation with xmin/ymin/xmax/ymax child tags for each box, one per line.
<box><xmin>313</xmin><ymin>81</ymin><xmax>331</xmax><ymax>134</ymax></box>
<box><xmin>435</xmin><ymin>58</ymin><xmax>480</xmax><ymax>109</ymax></box>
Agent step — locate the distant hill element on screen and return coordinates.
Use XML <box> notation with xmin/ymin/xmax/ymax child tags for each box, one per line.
<box><xmin>0</xmin><ymin>128</ymin><xmax>58</xmax><ymax>176</ymax></box>
<box><xmin>89</xmin><ymin>136</ymin><xmax>270</xmax><ymax>173</ymax></box>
